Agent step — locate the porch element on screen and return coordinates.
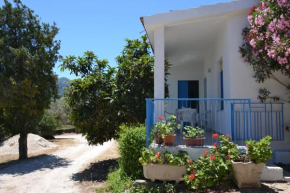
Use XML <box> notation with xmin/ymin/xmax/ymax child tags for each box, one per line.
<box><xmin>146</xmin><ymin>98</ymin><xmax>285</xmax><ymax>149</ymax></box>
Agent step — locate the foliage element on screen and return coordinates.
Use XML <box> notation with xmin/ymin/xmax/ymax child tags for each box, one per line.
<box><xmin>239</xmin><ymin>0</ymin><xmax>290</xmax><ymax>103</ymax></box>
<box><xmin>61</xmin><ymin>35</ymin><xmax>171</xmax><ymax>145</ymax></box>
<box><xmin>105</xmin><ymin>168</ymin><xmax>133</xmax><ymax>193</ymax></box>
<box><xmin>118</xmin><ymin>125</ymin><xmax>146</xmax><ymax>179</ymax></box>
<box><xmin>182</xmin><ymin>126</ymin><xmax>204</xmax><ymax>139</ymax></box>
<box><xmin>48</xmin><ymin>99</ymin><xmax>71</xmax><ymax>125</ymax></box>
<box><xmin>139</xmin><ymin>148</ymin><xmax>190</xmax><ymax>166</ymax></box>
<box><xmin>0</xmin><ymin>0</ymin><xmax>60</xmax><ymax>159</ymax></box>
<box><xmin>38</xmin><ymin>111</ymin><xmax>60</xmax><ymax>138</ymax></box>
<box><xmin>154</xmin><ymin>115</ymin><xmax>180</xmax><ymax>137</ymax></box>
<box><xmin>61</xmin><ymin>51</ymin><xmax>117</xmax><ymax>145</ymax></box>
<box><xmin>184</xmin><ymin>134</ymin><xmax>237</xmax><ymax>190</ymax></box>
<box><xmin>245</xmin><ymin>136</ymin><xmax>273</xmax><ymax>164</ymax></box>
<box><xmin>129</xmin><ymin>182</ymin><xmax>175</xmax><ymax>193</ymax></box>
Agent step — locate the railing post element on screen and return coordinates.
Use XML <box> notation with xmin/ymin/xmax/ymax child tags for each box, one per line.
<box><xmin>146</xmin><ymin>99</ymin><xmax>154</xmax><ymax>148</ymax></box>
<box><xmin>248</xmin><ymin>99</ymin><xmax>252</xmax><ymax>139</ymax></box>
<box><xmin>282</xmin><ymin>103</ymin><xmax>284</xmax><ymax>141</ymax></box>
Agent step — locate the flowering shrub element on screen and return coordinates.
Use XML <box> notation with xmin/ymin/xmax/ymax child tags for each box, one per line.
<box><xmin>239</xmin><ymin>0</ymin><xmax>290</xmax><ymax>103</ymax></box>
<box><xmin>184</xmin><ymin>134</ymin><xmax>238</xmax><ymax>190</ymax></box>
<box><xmin>139</xmin><ymin>148</ymin><xmax>190</xmax><ymax>166</ymax></box>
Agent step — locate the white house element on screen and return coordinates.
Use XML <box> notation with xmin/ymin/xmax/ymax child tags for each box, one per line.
<box><xmin>141</xmin><ymin>0</ymin><xmax>290</xmax><ymax>164</ymax></box>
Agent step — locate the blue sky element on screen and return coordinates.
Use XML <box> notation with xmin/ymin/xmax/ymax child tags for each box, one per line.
<box><xmin>2</xmin><ymin>0</ymin><xmax>230</xmax><ymax>79</ymax></box>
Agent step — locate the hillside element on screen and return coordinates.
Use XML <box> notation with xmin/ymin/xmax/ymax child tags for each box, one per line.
<box><xmin>58</xmin><ymin>77</ymin><xmax>70</xmax><ymax>95</ymax></box>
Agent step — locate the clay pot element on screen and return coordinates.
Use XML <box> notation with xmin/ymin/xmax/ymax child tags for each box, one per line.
<box><xmin>183</xmin><ymin>137</ymin><xmax>205</xmax><ymax>146</ymax></box>
<box><xmin>154</xmin><ymin>132</ymin><xmax>163</xmax><ymax>144</ymax></box>
<box><xmin>143</xmin><ymin>164</ymin><xmax>186</xmax><ymax>183</ymax></box>
<box><xmin>231</xmin><ymin>161</ymin><xmax>265</xmax><ymax>188</ymax></box>
<box><xmin>163</xmin><ymin>134</ymin><xmax>176</xmax><ymax>146</ymax></box>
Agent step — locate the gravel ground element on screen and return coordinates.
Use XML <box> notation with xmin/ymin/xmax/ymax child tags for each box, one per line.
<box><xmin>0</xmin><ymin>134</ymin><xmax>116</xmax><ymax>193</ymax></box>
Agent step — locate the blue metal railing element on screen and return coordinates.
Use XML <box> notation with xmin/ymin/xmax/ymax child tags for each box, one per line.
<box><xmin>231</xmin><ymin>102</ymin><xmax>284</xmax><ymax>141</ymax></box>
<box><xmin>145</xmin><ymin>98</ymin><xmax>284</xmax><ymax>147</ymax></box>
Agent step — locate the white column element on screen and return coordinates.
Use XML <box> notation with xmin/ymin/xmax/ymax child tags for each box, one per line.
<box><xmin>154</xmin><ymin>26</ymin><xmax>165</xmax><ymax>120</ymax></box>
<box><xmin>154</xmin><ymin>26</ymin><xmax>165</xmax><ymax>99</ymax></box>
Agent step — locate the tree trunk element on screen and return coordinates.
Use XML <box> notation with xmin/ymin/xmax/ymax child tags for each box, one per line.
<box><xmin>19</xmin><ymin>132</ymin><xmax>28</xmax><ymax>160</ymax></box>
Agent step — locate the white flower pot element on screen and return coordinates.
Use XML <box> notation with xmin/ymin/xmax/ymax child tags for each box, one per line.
<box><xmin>231</xmin><ymin>161</ymin><xmax>265</xmax><ymax>188</ymax></box>
<box><xmin>143</xmin><ymin>164</ymin><xmax>186</xmax><ymax>183</ymax></box>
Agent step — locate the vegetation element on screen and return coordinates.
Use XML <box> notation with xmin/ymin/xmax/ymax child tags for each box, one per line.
<box><xmin>38</xmin><ymin>111</ymin><xmax>60</xmax><ymax>138</ymax></box>
<box><xmin>239</xmin><ymin>0</ymin><xmax>290</xmax><ymax>103</ymax></box>
<box><xmin>118</xmin><ymin>125</ymin><xmax>147</xmax><ymax>179</ymax></box>
<box><xmin>139</xmin><ymin>148</ymin><xmax>190</xmax><ymax>166</ymax></box>
<box><xmin>61</xmin><ymin>36</ymin><xmax>171</xmax><ymax>145</ymax></box>
<box><xmin>0</xmin><ymin>0</ymin><xmax>60</xmax><ymax>159</ymax></box>
<box><xmin>153</xmin><ymin>115</ymin><xmax>180</xmax><ymax>137</ymax></box>
<box><xmin>184</xmin><ymin>134</ymin><xmax>238</xmax><ymax>190</ymax></box>
<box><xmin>241</xmin><ymin>136</ymin><xmax>273</xmax><ymax>163</ymax></box>
<box><xmin>182</xmin><ymin>126</ymin><xmax>204</xmax><ymax>139</ymax></box>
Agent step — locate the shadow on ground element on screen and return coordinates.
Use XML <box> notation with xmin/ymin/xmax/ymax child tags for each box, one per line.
<box><xmin>72</xmin><ymin>159</ymin><xmax>118</xmax><ymax>182</ymax></box>
<box><xmin>0</xmin><ymin>154</ymin><xmax>70</xmax><ymax>175</ymax></box>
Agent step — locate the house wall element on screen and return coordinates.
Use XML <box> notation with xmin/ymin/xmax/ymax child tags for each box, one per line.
<box><xmin>226</xmin><ymin>11</ymin><xmax>290</xmax><ymax>152</ymax></box>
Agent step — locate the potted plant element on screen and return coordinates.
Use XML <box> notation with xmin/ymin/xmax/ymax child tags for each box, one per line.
<box><xmin>139</xmin><ymin>148</ymin><xmax>189</xmax><ymax>183</ymax></box>
<box><xmin>231</xmin><ymin>136</ymin><xmax>272</xmax><ymax>188</ymax></box>
<box><xmin>182</xmin><ymin>126</ymin><xmax>205</xmax><ymax>146</ymax></box>
<box><xmin>153</xmin><ymin>116</ymin><xmax>166</xmax><ymax>144</ymax></box>
<box><xmin>162</xmin><ymin>115</ymin><xmax>180</xmax><ymax>146</ymax></box>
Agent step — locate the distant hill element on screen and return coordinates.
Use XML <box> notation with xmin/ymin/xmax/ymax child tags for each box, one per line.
<box><xmin>58</xmin><ymin>77</ymin><xmax>70</xmax><ymax>95</ymax></box>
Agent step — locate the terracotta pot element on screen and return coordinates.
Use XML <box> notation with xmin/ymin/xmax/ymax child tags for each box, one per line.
<box><xmin>183</xmin><ymin>137</ymin><xmax>205</xmax><ymax>146</ymax></box>
<box><xmin>154</xmin><ymin>132</ymin><xmax>163</xmax><ymax>144</ymax></box>
<box><xmin>163</xmin><ymin>134</ymin><xmax>176</xmax><ymax>146</ymax></box>
<box><xmin>143</xmin><ymin>164</ymin><xmax>186</xmax><ymax>183</ymax></box>
<box><xmin>231</xmin><ymin>161</ymin><xmax>265</xmax><ymax>188</ymax></box>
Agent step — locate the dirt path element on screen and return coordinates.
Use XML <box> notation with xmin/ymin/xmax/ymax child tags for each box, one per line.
<box><xmin>0</xmin><ymin>134</ymin><xmax>116</xmax><ymax>193</ymax></box>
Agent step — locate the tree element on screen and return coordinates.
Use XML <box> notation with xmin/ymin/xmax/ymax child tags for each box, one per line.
<box><xmin>61</xmin><ymin>51</ymin><xmax>117</xmax><ymax>144</ymax></box>
<box><xmin>38</xmin><ymin>111</ymin><xmax>60</xmax><ymax>138</ymax></box>
<box><xmin>113</xmin><ymin>36</ymin><xmax>171</xmax><ymax>125</ymax></box>
<box><xmin>239</xmin><ymin>0</ymin><xmax>290</xmax><ymax>103</ymax></box>
<box><xmin>0</xmin><ymin>0</ymin><xmax>60</xmax><ymax>159</ymax></box>
<box><xmin>61</xmin><ymin>35</ymin><xmax>171</xmax><ymax>145</ymax></box>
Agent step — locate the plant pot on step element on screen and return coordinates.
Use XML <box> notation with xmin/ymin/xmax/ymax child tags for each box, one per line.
<box><xmin>163</xmin><ymin>134</ymin><xmax>176</xmax><ymax>146</ymax></box>
<box><xmin>143</xmin><ymin>164</ymin><xmax>186</xmax><ymax>183</ymax></box>
<box><xmin>154</xmin><ymin>132</ymin><xmax>163</xmax><ymax>144</ymax></box>
<box><xmin>231</xmin><ymin>161</ymin><xmax>265</xmax><ymax>188</ymax></box>
<box><xmin>183</xmin><ymin>137</ymin><xmax>205</xmax><ymax>146</ymax></box>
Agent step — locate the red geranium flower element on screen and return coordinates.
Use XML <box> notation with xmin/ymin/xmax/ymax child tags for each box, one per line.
<box><xmin>212</xmin><ymin>133</ymin><xmax>219</xmax><ymax>139</ymax></box>
<box><xmin>203</xmin><ymin>150</ymin><xmax>208</xmax><ymax>157</ymax></box>
<box><xmin>188</xmin><ymin>159</ymin><xmax>193</xmax><ymax>164</ymax></box>
<box><xmin>158</xmin><ymin>116</ymin><xmax>163</xmax><ymax>120</ymax></box>
<box><xmin>213</xmin><ymin>143</ymin><xmax>218</xmax><ymax>148</ymax></box>
<box><xmin>155</xmin><ymin>152</ymin><xmax>160</xmax><ymax>159</ymax></box>
<box><xmin>227</xmin><ymin>154</ymin><xmax>231</xmax><ymax>159</ymax></box>
<box><xmin>225</xmin><ymin>134</ymin><xmax>231</xmax><ymax>139</ymax></box>
<box><xmin>189</xmin><ymin>173</ymin><xmax>195</xmax><ymax>182</ymax></box>
<box><xmin>209</xmin><ymin>155</ymin><xmax>216</xmax><ymax>160</ymax></box>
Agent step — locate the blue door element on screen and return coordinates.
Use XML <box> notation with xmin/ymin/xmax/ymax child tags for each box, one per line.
<box><xmin>178</xmin><ymin>81</ymin><xmax>189</xmax><ymax>108</ymax></box>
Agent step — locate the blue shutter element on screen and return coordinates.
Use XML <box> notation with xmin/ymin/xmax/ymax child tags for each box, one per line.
<box><xmin>220</xmin><ymin>71</ymin><xmax>224</xmax><ymax>110</ymax></box>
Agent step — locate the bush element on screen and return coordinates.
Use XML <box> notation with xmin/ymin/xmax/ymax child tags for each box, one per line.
<box><xmin>118</xmin><ymin>124</ymin><xmax>146</xmax><ymax>179</ymax></box>
<box><xmin>105</xmin><ymin>168</ymin><xmax>133</xmax><ymax>193</ymax></box>
<box><xmin>38</xmin><ymin>111</ymin><xmax>60</xmax><ymax>138</ymax></box>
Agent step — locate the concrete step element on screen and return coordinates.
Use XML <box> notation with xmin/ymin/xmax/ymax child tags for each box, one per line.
<box><xmin>261</xmin><ymin>164</ymin><xmax>290</xmax><ymax>182</ymax></box>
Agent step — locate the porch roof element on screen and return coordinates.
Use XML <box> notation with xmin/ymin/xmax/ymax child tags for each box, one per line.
<box><xmin>140</xmin><ymin>0</ymin><xmax>259</xmax><ymax>66</ymax></box>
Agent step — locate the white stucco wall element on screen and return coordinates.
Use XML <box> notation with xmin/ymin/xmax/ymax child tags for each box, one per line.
<box><xmin>226</xmin><ymin>11</ymin><xmax>290</xmax><ymax>151</ymax></box>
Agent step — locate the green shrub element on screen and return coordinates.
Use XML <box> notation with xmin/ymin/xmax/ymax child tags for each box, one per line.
<box><xmin>245</xmin><ymin>136</ymin><xmax>272</xmax><ymax>163</ymax></box>
<box><xmin>106</xmin><ymin>168</ymin><xmax>133</xmax><ymax>193</ymax></box>
<box><xmin>38</xmin><ymin>111</ymin><xmax>60</xmax><ymax>138</ymax></box>
<box><xmin>118</xmin><ymin>124</ymin><xmax>146</xmax><ymax>179</ymax></box>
